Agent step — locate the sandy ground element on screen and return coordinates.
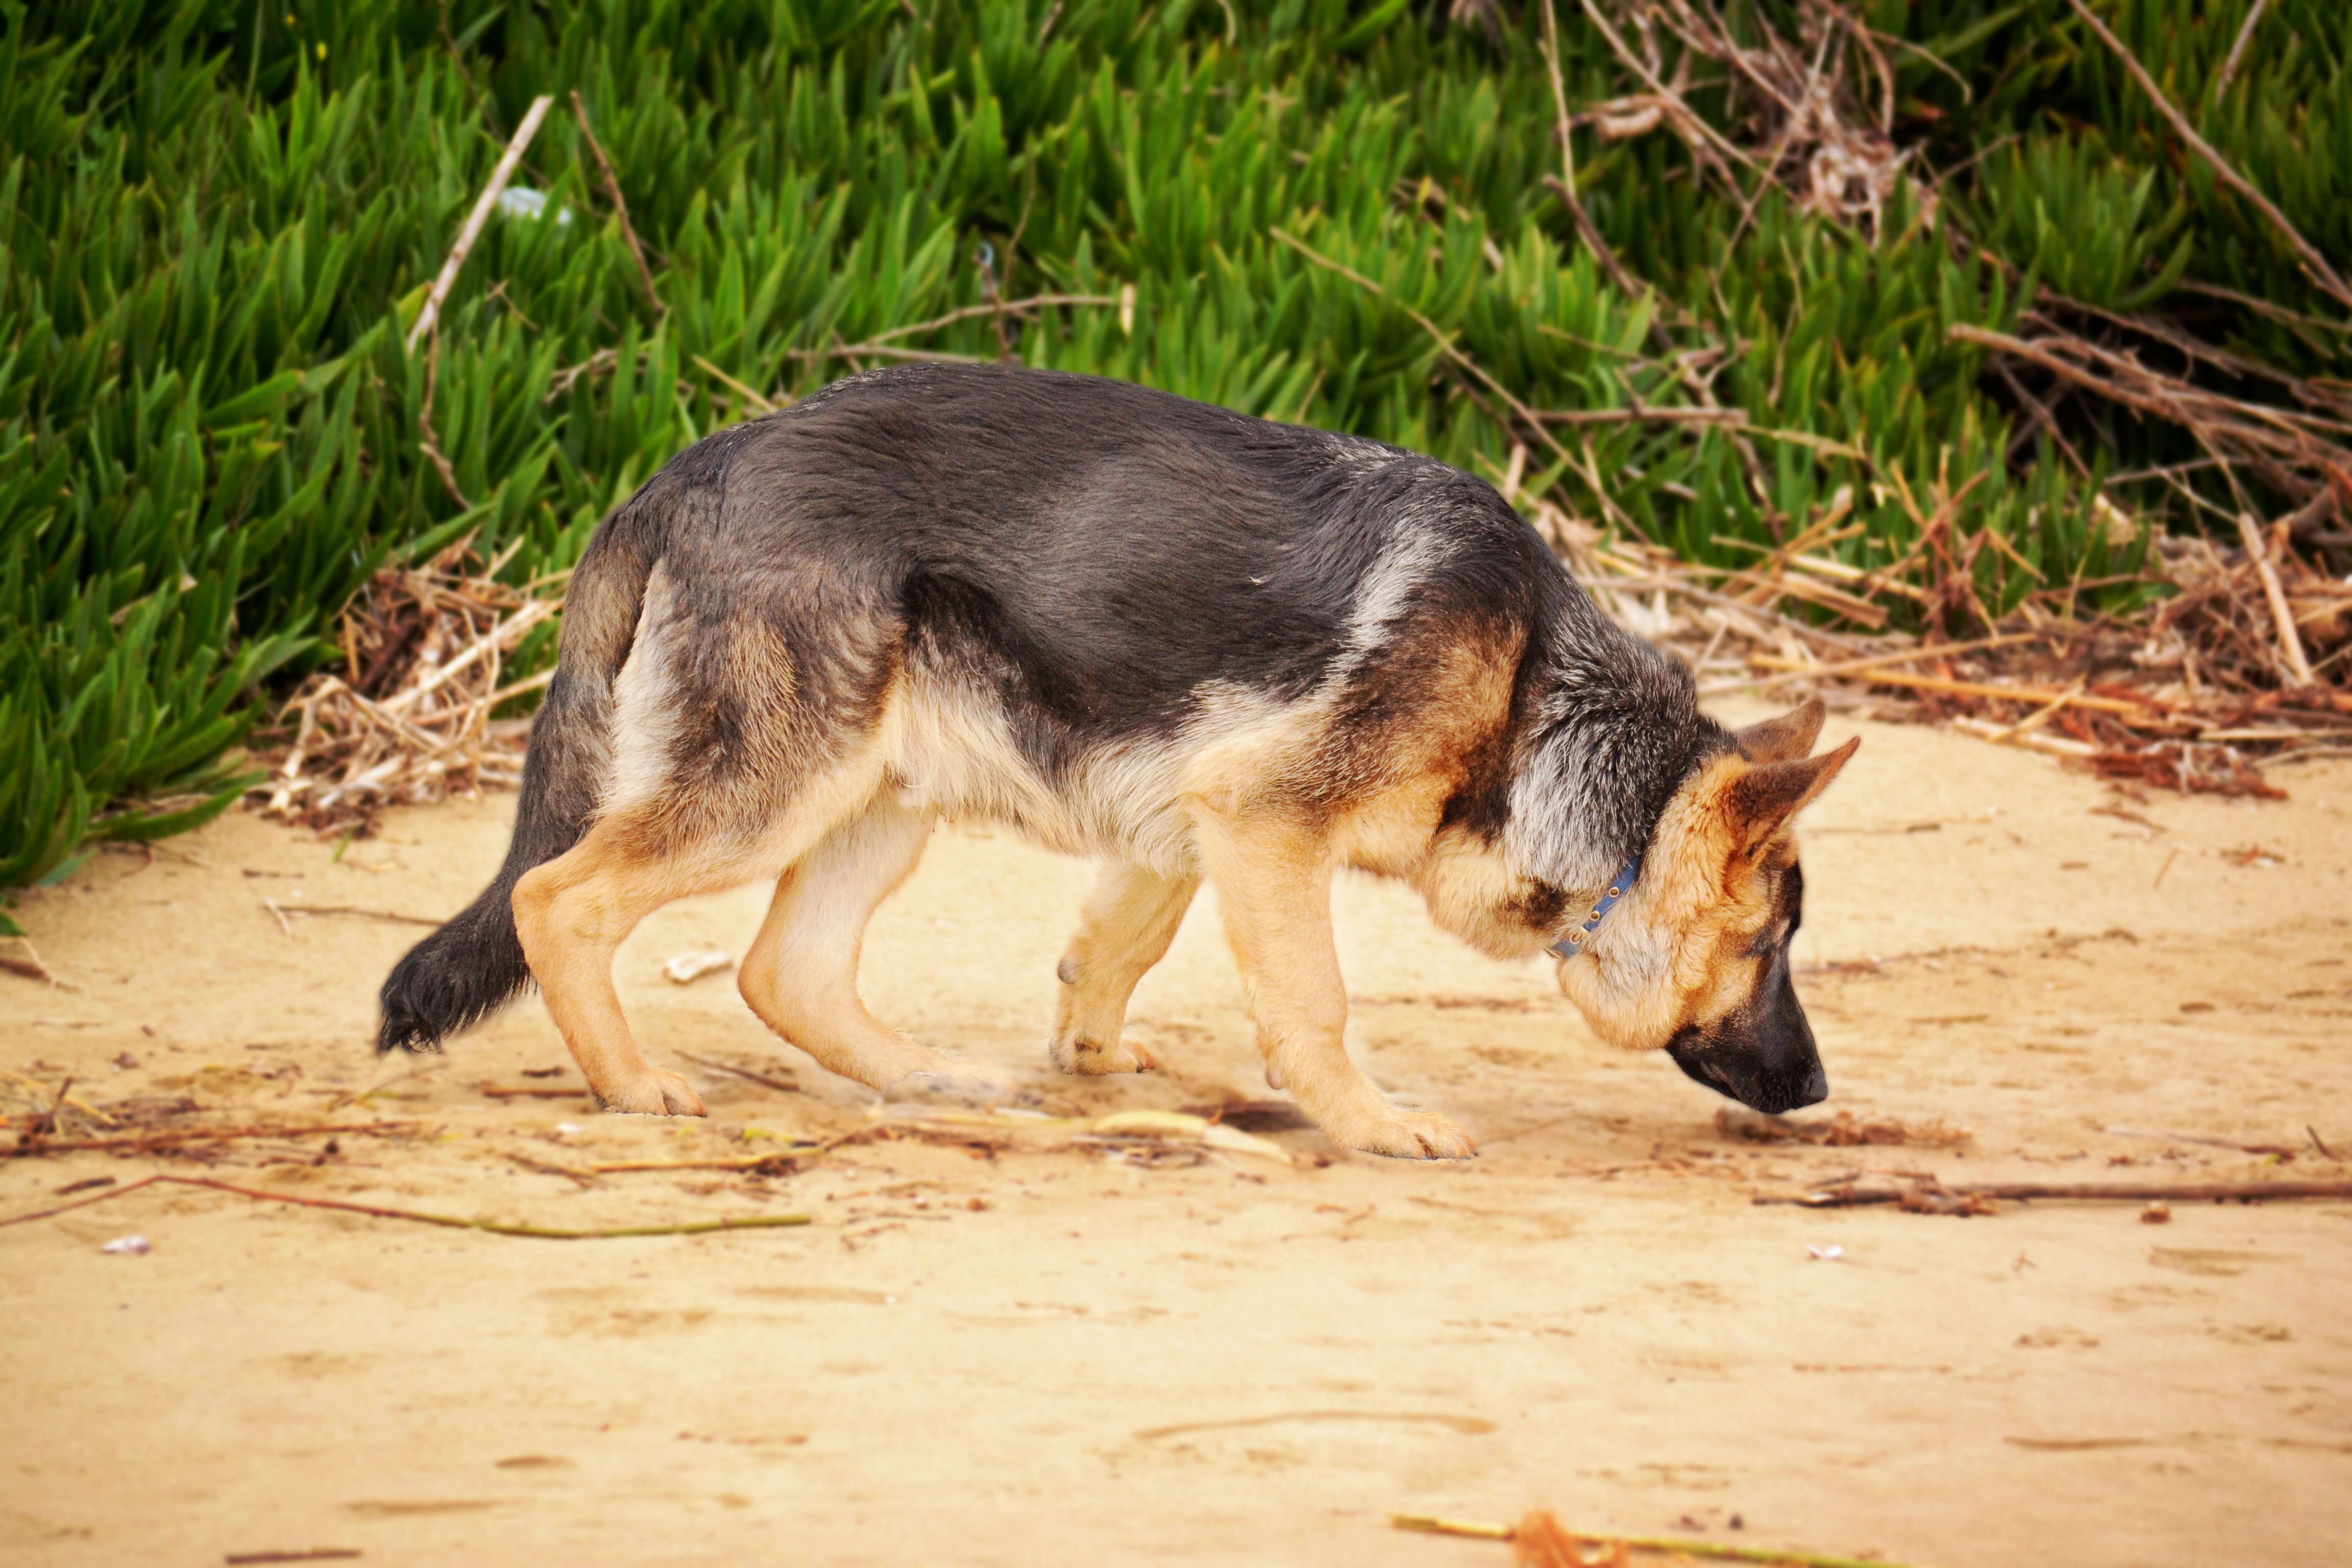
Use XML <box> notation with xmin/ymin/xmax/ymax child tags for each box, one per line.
<box><xmin>4</xmin><ymin>705</ymin><xmax>2349</xmax><ymax>1568</ymax></box>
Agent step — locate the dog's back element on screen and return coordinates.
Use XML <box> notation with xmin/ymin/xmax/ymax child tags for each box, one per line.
<box><xmin>601</xmin><ymin>363</ymin><xmax>1630</xmax><ymax>865</ymax></box>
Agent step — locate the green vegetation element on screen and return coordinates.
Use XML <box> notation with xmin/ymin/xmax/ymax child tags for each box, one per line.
<box><xmin>5</xmin><ymin>0</ymin><xmax>2345</xmax><ymax>888</ymax></box>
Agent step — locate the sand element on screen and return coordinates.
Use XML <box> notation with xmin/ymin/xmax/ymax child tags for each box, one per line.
<box><xmin>3</xmin><ymin>706</ymin><xmax>2349</xmax><ymax>1567</ymax></box>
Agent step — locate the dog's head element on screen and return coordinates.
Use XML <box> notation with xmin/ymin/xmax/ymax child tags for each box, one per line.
<box><xmin>1555</xmin><ymin>701</ymin><xmax>1856</xmax><ymax>1114</ymax></box>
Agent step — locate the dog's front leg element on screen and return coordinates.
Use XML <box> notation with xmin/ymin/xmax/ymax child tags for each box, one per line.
<box><xmin>1192</xmin><ymin>809</ymin><xmax>1475</xmax><ymax>1160</ymax></box>
<box><xmin>1049</xmin><ymin>862</ymin><xmax>1198</xmax><ymax>1075</ymax></box>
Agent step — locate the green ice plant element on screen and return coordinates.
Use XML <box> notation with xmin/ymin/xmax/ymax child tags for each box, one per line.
<box><xmin>0</xmin><ymin>0</ymin><xmax>2339</xmax><ymax>886</ymax></box>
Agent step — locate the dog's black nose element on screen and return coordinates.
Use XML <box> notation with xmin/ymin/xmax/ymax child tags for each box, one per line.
<box><xmin>1666</xmin><ymin>1033</ymin><xmax>1827</xmax><ymax>1114</ymax></box>
<box><xmin>1734</xmin><ymin>1070</ymin><xmax>1825</xmax><ymax>1115</ymax></box>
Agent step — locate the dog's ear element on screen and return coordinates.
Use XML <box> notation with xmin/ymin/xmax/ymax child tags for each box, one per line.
<box><xmin>1723</xmin><ymin>735</ymin><xmax>1858</xmax><ymax>849</ymax></box>
<box><xmin>1733</xmin><ymin>699</ymin><xmax>1827</xmax><ymax>764</ymax></box>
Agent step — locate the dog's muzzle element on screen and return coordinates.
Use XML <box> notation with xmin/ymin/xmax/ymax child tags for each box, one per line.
<box><xmin>1662</xmin><ymin>964</ymin><xmax>1829</xmax><ymax>1115</ymax></box>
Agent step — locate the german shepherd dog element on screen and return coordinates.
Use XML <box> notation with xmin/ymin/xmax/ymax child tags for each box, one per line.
<box><xmin>380</xmin><ymin>364</ymin><xmax>1855</xmax><ymax>1159</ymax></box>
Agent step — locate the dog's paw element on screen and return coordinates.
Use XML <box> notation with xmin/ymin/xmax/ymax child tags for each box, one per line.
<box><xmin>598</xmin><ymin>1068</ymin><xmax>707</xmax><ymax>1117</ymax></box>
<box><xmin>1330</xmin><ymin>1109</ymin><xmax>1476</xmax><ymax>1161</ymax></box>
<box><xmin>1047</xmin><ymin>1033</ymin><xmax>1160</xmax><ymax>1076</ymax></box>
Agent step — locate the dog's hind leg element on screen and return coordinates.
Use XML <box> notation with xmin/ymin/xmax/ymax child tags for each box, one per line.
<box><xmin>737</xmin><ymin>798</ymin><xmax>971</xmax><ymax>1090</ymax></box>
<box><xmin>1048</xmin><ymin>862</ymin><xmax>1198</xmax><ymax>1075</ymax></box>
<box><xmin>1192</xmin><ymin>810</ymin><xmax>1475</xmax><ymax>1160</ymax></box>
<box><xmin>511</xmin><ymin>817</ymin><xmax>747</xmax><ymax>1116</ymax></box>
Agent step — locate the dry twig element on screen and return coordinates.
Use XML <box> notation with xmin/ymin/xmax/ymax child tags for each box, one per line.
<box><xmin>1760</xmin><ymin>1178</ymin><xmax>2352</xmax><ymax>1209</ymax></box>
<box><xmin>2238</xmin><ymin>511</ymin><xmax>2317</xmax><ymax>685</ymax></box>
<box><xmin>406</xmin><ymin>95</ymin><xmax>557</xmax><ymax>352</ymax></box>
<box><xmin>4</xmin><ymin>1120</ymin><xmax>412</xmax><ymax>1158</ymax></box>
<box><xmin>675</xmin><ymin>1050</ymin><xmax>802</xmax><ymax>1095</ymax></box>
<box><xmin>570</xmin><ymin>91</ymin><xmax>664</xmax><ymax>317</ymax></box>
<box><xmin>1394</xmin><ymin>1509</ymin><xmax>1911</xmax><ymax>1568</ymax></box>
<box><xmin>245</xmin><ymin>553</ymin><xmax>559</xmax><ymax>835</ymax></box>
<box><xmin>2064</xmin><ymin>0</ymin><xmax>2352</xmax><ymax>314</ymax></box>
<box><xmin>0</xmin><ymin>1172</ymin><xmax>811</xmax><ymax>1239</ymax></box>
<box><xmin>2212</xmin><ymin>0</ymin><xmax>2269</xmax><ymax>100</ymax></box>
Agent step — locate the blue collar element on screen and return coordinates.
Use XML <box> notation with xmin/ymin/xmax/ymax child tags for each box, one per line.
<box><xmin>1547</xmin><ymin>852</ymin><xmax>1644</xmax><ymax>961</ymax></box>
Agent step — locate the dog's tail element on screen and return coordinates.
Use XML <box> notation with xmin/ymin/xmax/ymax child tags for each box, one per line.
<box><xmin>375</xmin><ymin>516</ymin><xmax>659</xmax><ymax>1054</ymax></box>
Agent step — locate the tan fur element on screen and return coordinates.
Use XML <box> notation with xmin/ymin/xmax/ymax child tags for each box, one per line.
<box><xmin>737</xmin><ymin>798</ymin><xmax>963</xmax><ymax>1088</ymax></box>
<box><xmin>519</xmin><ymin>693</ymin><xmax>944</xmax><ymax>1113</ymax></box>
<box><xmin>1186</xmin><ymin>802</ymin><xmax>1476</xmax><ymax>1159</ymax></box>
<box><xmin>1049</xmin><ymin>863</ymin><xmax>1197</xmax><ymax>1074</ymax></box>
<box><xmin>1558</xmin><ymin>733</ymin><xmax>1856</xmax><ymax>1052</ymax></box>
<box><xmin>511</xmin><ymin>823</ymin><xmax>731</xmax><ymax>1117</ymax></box>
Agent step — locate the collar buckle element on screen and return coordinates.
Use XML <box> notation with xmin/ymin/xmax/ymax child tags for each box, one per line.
<box><xmin>1549</xmin><ymin>851</ymin><xmax>1644</xmax><ymax>962</ymax></box>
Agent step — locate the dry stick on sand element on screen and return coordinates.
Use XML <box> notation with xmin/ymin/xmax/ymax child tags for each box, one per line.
<box><xmin>1393</xmin><ymin>1510</ymin><xmax>1916</xmax><ymax>1568</ymax></box>
<box><xmin>0</xmin><ymin>936</ymin><xmax>64</xmax><ymax>986</ymax></box>
<box><xmin>586</xmin><ymin>1153</ymin><xmax>822</xmax><ymax>1175</ymax></box>
<box><xmin>0</xmin><ymin>1173</ymin><xmax>811</xmax><ymax>1239</ymax></box>
<box><xmin>1760</xmin><ymin>1179</ymin><xmax>2352</xmax><ymax>1208</ymax></box>
<box><xmin>507</xmin><ymin>1152</ymin><xmax>600</xmax><ymax>1188</ymax></box>
<box><xmin>674</xmin><ymin>1050</ymin><xmax>803</xmax><ymax>1095</ymax></box>
<box><xmin>4</xmin><ymin>1121</ymin><xmax>414</xmax><ymax>1158</ymax></box>
<box><xmin>259</xmin><ymin>901</ymin><xmax>447</xmax><ymax>929</ymax></box>
<box><xmin>0</xmin><ymin>1068</ymin><xmax>112</xmax><ymax>1127</ymax></box>
<box><xmin>2103</xmin><ymin>1124</ymin><xmax>2304</xmax><ymax>1156</ymax></box>
<box><xmin>2065</xmin><ymin>0</ymin><xmax>2352</xmax><ymax>315</ymax></box>
<box><xmin>570</xmin><ymin>90</ymin><xmax>664</xmax><ymax>317</ymax></box>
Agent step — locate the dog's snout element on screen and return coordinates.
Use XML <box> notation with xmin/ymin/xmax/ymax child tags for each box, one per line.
<box><xmin>1662</xmin><ymin>966</ymin><xmax>1829</xmax><ymax>1115</ymax></box>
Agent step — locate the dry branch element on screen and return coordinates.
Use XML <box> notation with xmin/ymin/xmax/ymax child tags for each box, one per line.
<box><xmin>246</xmin><ymin>554</ymin><xmax>558</xmax><ymax>835</ymax></box>
<box><xmin>675</xmin><ymin>1050</ymin><xmax>802</xmax><ymax>1095</ymax></box>
<box><xmin>2212</xmin><ymin>0</ymin><xmax>2269</xmax><ymax>100</ymax></box>
<box><xmin>2064</xmin><ymin>0</ymin><xmax>2352</xmax><ymax>314</ymax></box>
<box><xmin>1761</xmin><ymin>1178</ymin><xmax>2352</xmax><ymax>1209</ymax></box>
<box><xmin>1745</xmin><ymin>657</ymin><xmax>2161</xmax><ymax>717</ymax></box>
<box><xmin>0</xmin><ymin>1172</ymin><xmax>811</xmax><ymax>1239</ymax></box>
<box><xmin>1723</xmin><ymin>632</ymin><xmax>2043</xmax><ymax>688</ymax></box>
<box><xmin>570</xmin><ymin>91</ymin><xmax>664</xmax><ymax>317</ymax></box>
<box><xmin>1271</xmin><ymin>227</ymin><xmax>1579</xmax><ymax>476</ymax></box>
<box><xmin>416</xmin><ymin>332</ymin><xmax>470</xmax><ymax>508</ymax></box>
<box><xmin>1573</xmin><ymin>0</ymin><xmax>1929</xmax><ymax>239</ymax></box>
<box><xmin>0</xmin><ymin>936</ymin><xmax>63</xmax><ymax>986</ymax></box>
<box><xmin>2238</xmin><ymin>511</ymin><xmax>2317</xmax><ymax>684</ymax></box>
<box><xmin>2104</xmin><ymin>1124</ymin><xmax>2305</xmax><ymax>1157</ymax></box>
<box><xmin>406</xmin><ymin>95</ymin><xmax>557</xmax><ymax>352</ymax></box>
<box><xmin>789</xmin><ymin>294</ymin><xmax>1120</xmax><ymax>365</ymax></box>
<box><xmin>1394</xmin><ymin>1509</ymin><xmax>1913</xmax><ymax>1568</ymax></box>
<box><xmin>4</xmin><ymin>1120</ymin><xmax>412</xmax><ymax>1158</ymax></box>
<box><xmin>1538</xmin><ymin>0</ymin><xmax>1641</xmax><ymax>299</ymax></box>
